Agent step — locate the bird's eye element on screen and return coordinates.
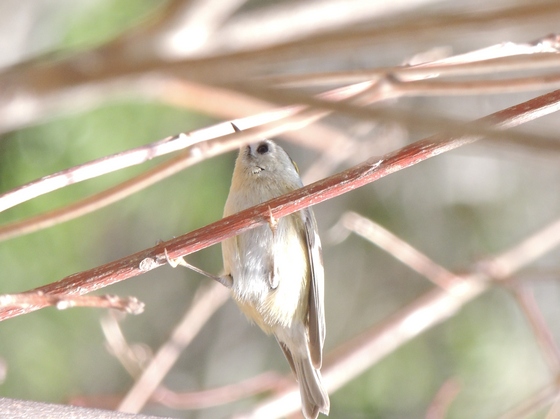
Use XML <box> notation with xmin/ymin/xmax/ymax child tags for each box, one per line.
<box><xmin>256</xmin><ymin>143</ymin><xmax>269</xmax><ymax>154</ymax></box>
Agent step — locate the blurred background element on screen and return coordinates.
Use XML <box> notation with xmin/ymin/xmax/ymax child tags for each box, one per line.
<box><xmin>1</xmin><ymin>0</ymin><xmax>560</xmax><ymax>418</ymax></box>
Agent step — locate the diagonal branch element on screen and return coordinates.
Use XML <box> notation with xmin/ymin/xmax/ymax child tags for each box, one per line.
<box><xmin>0</xmin><ymin>89</ymin><xmax>559</xmax><ymax>322</ymax></box>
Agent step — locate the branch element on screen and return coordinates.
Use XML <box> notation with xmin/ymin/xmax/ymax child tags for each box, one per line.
<box><xmin>1</xmin><ymin>89</ymin><xmax>559</xmax><ymax>322</ymax></box>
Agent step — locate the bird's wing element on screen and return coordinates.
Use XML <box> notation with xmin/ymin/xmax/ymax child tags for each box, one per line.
<box><xmin>303</xmin><ymin>208</ymin><xmax>326</xmax><ymax>369</ymax></box>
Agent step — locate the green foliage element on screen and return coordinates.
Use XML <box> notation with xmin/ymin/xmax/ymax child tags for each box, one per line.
<box><xmin>62</xmin><ymin>0</ymin><xmax>165</xmax><ymax>49</ymax></box>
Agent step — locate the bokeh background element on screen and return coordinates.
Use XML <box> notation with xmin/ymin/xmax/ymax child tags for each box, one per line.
<box><xmin>1</xmin><ymin>0</ymin><xmax>560</xmax><ymax>418</ymax></box>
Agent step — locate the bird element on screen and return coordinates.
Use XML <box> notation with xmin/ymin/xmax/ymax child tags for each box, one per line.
<box><xmin>222</xmin><ymin>131</ymin><xmax>329</xmax><ymax>418</ymax></box>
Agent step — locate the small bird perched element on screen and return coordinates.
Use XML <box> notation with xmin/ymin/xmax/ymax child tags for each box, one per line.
<box><xmin>222</xmin><ymin>133</ymin><xmax>329</xmax><ymax>418</ymax></box>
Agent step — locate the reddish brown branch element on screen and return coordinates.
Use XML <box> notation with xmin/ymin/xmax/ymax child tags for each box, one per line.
<box><xmin>1</xmin><ymin>89</ymin><xmax>559</xmax><ymax>322</ymax></box>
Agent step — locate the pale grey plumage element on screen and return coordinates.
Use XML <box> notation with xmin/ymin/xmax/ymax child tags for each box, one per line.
<box><xmin>222</xmin><ymin>138</ymin><xmax>329</xmax><ymax>418</ymax></box>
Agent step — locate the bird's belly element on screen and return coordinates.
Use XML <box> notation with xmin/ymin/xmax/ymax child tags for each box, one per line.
<box><xmin>229</xmin><ymin>217</ymin><xmax>310</xmax><ymax>332</ymax></box>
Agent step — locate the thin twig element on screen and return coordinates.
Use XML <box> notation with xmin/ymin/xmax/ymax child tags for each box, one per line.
<box><xmin>425</xmin><ymin>379</ymin><xmax>462</xmax><ymax>419</ymax></box>
<box><xmin>339</xmin><ymin>211</ymin><xmax>460</xmax><ymax>289</ymax></box>
<box><xmin>0</xmin><ymin>293</ymin><xmax>144</xmax><ymax>315</ymax></box>
<box><xmin>101</xmin><ymin>312</ymin><xmax>152</xmax><ymax>378</ymax></box>
<box><xmin>369</xmin><ymin>72</ymin><xmax>560</xmax><ymax>99</ymax></box>
<box><xmin>509</xmin><ymin>283</ymin><xmax>560</xmax><ymax>374</ymax></box>
<box><xmin>265</xmin><ymin>43</ymin><xmax>560</xmax><ymax>87</ymax></box>
<box><xmin>499</xmin><ymin>282</ymin><xmax>560</xmax><ymax>418</ymax></box>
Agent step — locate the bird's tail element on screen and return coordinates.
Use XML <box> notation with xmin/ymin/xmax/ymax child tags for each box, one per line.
<box><xmin>293</xmin><ymin>353</ymin><xmax>330</xmax><ymax>418</ymax></box>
